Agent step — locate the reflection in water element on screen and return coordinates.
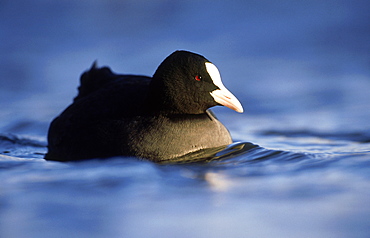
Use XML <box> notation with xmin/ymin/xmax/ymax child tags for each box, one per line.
<box><xmin>204</xmin><ymin>172</ymin><xmax>231</xmax><ymax>192</ymax></box>
<box><xmin>158</xmin><ymin>142</ymin><xmax>258</xmax><ymax>164</ymax></box>
<box><xmin>1</xmin><ymin>131</ymin><xmax>370</xmax><ymax>237</ymax></box>
<box><xmin>1</xmin><ymin>1</ymin><xmax>369</xmax><ymax>237</ymax></box>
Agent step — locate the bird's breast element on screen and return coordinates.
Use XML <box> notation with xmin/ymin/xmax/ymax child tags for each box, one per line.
<box><xmin>127</xmin><ymin>112</ymin><xmax>232</xmax><ymax>161</ymax></box>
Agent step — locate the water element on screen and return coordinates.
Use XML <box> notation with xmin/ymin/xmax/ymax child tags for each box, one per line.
<box><xmin>1</xmin><ymin>1</ymin><xmax>370</xmax><ymax>237</ymax></box>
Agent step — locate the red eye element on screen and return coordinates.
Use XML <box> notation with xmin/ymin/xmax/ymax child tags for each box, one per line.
<box><xmin>195</xmin><ymin>75</ymin><xmax>202</xmax><ymax>81</ymax></box>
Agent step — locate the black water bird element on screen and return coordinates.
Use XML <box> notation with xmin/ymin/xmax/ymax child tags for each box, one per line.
<box><xmin>45</xmin><ymin>51</ymin><xmax>243</xmax><ymax>162</ymax></box>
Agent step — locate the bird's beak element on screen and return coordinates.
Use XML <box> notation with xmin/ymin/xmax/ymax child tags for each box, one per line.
<box><xmin>210</xmin><ymin>87</ymin><xmax>244</xmax><ymax>113</ymax></box>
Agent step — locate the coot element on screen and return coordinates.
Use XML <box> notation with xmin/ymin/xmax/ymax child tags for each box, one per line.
<box><xmin>45</xmin><ymin>50</ymin><xmax>243</xmax><ymax>162</ymax></box>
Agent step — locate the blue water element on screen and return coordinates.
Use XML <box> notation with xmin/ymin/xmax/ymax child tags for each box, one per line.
<box><xmin>1</xmin><ymin>1</ymin><xmax>370</xmax><ymax>237</ymax></box>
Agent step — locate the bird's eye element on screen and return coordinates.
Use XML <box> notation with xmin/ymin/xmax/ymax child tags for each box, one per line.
<box><xmin>195</xmin><ymin>75</ymin><xmax>202</xmax><ymax>81</ymax></box>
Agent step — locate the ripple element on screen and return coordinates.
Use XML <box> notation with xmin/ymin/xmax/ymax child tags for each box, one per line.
<box><xmin>260</xmin><ymin>129</ymin><xmax>370</xmax><ymax>143</ymax></box>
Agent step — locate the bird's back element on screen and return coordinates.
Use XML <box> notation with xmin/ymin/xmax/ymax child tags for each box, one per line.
<box><xmin>46</xmin><ymin>65</ymin><xmax>152</xmax><ymax>161</ymax></box>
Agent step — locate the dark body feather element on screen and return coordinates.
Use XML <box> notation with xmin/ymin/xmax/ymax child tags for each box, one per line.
<box><xmin>45</xmin><ymin>54</ymin><xmax>233</xmax><ymax>162</ymax></box>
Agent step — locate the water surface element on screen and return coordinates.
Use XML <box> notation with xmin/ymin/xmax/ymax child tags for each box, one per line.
<box><xmin>1</xmin><ymin>1</ymin><xmax>370</xmax><ymax>237</ymax></box>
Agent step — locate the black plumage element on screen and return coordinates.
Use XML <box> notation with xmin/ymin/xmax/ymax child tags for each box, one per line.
<box><xmin>45</xmin><ymin>51</ymin><xmax>243</xmax><ymax>162</ymax></box>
